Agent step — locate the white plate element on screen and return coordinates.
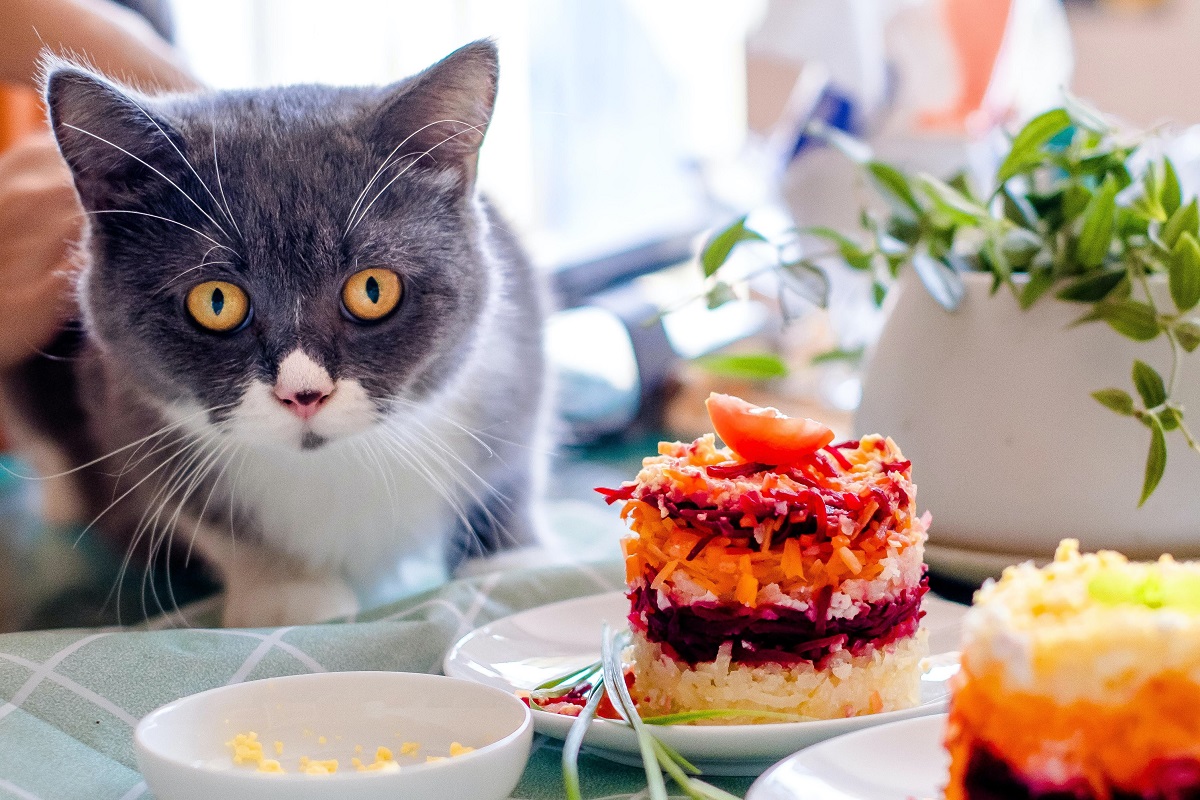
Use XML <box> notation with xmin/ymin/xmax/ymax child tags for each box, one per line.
<box><xmin>443</xmin><ymin>591</ymin><xmax>965</xmax><ymax>776</ymax></box>
<box><xmin>746</xmin><ymin>713</ymin><xmax>948</xmax><ymax>799</ymax></box>
<box><xmin>135</xmin><ymin>672</ymin><xmax>532</xmax><ymax>800</ymax></box>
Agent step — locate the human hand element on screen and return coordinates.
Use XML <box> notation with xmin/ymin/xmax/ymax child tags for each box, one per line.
<box><xmin>0</xmin><ymin>130</ymin><xmax>82</xmax><ymax>369</ymax></box>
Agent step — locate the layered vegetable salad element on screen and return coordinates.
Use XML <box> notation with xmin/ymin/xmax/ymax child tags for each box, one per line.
<box><xmin>946</xmin><ymin>540</ymin><xmax>1200</xmax><ymax>799</ymax></box>
<box><xmin>598</xmin><ymin>394</ymin><xmax>929</xmax><ymax>722</ymax></box>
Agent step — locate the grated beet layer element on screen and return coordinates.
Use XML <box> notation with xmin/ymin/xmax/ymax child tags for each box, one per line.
<box><xmin>628</xmin><ymin>575</ymin><xmax>928</xmax><ymax>667</ymax></box>
<box><xmin>962</xmin><ymin>744</ymin><xmax>1200</xmax><ymax>799</ymax></box>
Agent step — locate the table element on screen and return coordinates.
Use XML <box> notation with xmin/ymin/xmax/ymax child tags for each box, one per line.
<box><xmin>0</xmin><ymin>558</ymin><xmax>762</xmax><ymax>800</ymax></box>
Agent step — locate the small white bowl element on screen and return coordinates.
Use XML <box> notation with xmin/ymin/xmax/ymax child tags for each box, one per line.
<box><xmin>135</xmin><ymin>671</ymin><xmax>532</xmax><ymax>800</ymax></box>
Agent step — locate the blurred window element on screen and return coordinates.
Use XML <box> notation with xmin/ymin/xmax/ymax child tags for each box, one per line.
<box><xmin>171</xmin><ymin>0</ymin><xmax>761</xmax><ymax>266</ymax></box>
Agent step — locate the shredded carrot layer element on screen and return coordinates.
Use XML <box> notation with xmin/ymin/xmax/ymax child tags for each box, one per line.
<box><xmin>945</xmin><ymin>666</ymin><xmax>1200</xmax><ymax>797</ymax></box>
<box><xmin>613</xmin><ymin>434</ymin><xmax>923</xmax><ymax>604</ymax></box>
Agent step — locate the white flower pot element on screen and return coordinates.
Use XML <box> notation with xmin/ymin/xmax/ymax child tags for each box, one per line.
<box><xmin>856</xmin><ymin>269</ymin><xmax>1200</xmax><ymax>560</ymax></box>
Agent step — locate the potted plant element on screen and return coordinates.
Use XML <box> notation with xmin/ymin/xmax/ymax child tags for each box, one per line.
<box><xmin>701</xmin><ymin>99</ymin><xmax>1200</xmax><ymax>560</ymax></box>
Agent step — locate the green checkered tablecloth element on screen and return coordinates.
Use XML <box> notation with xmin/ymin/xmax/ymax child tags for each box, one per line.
<box><xmin>0</xmin><ymin>561</ymin><xmax>756</xmax><ymax>800</ymax></box>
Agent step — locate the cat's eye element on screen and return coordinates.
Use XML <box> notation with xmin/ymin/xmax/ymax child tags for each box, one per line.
<box><xmin>186</xmin><ymin>281</ymin><xmax>251</xmax><ymax>333</ymax></box>
<box><xmin>342</xmin><ymin>268</ymin><xmax>402</xmax><ymax>322</ymax></box>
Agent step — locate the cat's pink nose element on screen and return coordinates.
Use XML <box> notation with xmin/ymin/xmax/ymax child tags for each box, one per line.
<box><xmin>274</xmin><ymin>387</ymin><xmax>332</xmax><ymax>420</ymax></box>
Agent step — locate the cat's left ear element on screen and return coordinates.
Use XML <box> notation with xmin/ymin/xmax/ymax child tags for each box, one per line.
<box><xmin>43</xmin><ymin>60</ymin><xmax>183</xmax><ymax>210</ymax></box>
<box><xmin>372</xmin><ymin>39</ymin><xmax>499</xmax><ymax>189</ymax></box>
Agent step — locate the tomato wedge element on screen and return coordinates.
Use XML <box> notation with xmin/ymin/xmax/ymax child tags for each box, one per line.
<box><xmin>705</xmin><ymin>392</ymin><xmax>834</xmax><ymax>466</ymax></box>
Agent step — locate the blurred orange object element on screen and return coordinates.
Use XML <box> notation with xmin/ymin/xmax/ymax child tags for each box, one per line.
<box><xmin>0</xmin><ymin>84</ymin><xmax>43</xmax><ymax>152</ymax></box>
<box><xmin>919</xmin><ymin>0</ymin><xmax>1013</xmax><ymax>131</ymax></box>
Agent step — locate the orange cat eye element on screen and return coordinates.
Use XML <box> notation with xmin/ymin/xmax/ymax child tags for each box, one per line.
<box><xmin>342</xmin><ymin>268</ymin><xmax>402</xmax><ymax>322</ymax></box>
<box><xmin>186</xmin><ymin>281</ymin><xmax>251</xmax><ymax>333</ymax></box>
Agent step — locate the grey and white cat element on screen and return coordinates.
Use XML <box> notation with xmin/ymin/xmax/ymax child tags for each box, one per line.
<box><xmin>1</xmin><ymin>41</ymin><xmax>547</xmax><ymax>628</ymax></box>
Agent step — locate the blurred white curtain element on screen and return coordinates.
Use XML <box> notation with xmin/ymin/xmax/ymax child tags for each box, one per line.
<box><xmin>171</xmin><ymin>0</ymin><xmax>760</xmax><ymax>264</ymax></box>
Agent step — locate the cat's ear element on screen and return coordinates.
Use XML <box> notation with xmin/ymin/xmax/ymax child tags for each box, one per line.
<box><xmin>44</xmin><ymin>61</ymin><xmax>182</xmax><ymax>209</ymax></box>
<box><xmin>372</xmin><ymin>40</ymin><xmax>499</xmax><ymax>188</ymax></box>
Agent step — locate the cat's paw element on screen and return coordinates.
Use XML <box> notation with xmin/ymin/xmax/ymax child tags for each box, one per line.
<box><xmin>221</xmin><ymin>576</ymin><xmax>359</xmax><ymax>628</ymax></box>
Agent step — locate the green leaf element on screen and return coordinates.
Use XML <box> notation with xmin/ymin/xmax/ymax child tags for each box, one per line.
<box><xmin>1161</xmin><ymin>406</ymin><xmax>1182</xmax><ymax>432</ymax></box>
<box><xmin>1169</xmin><ymin>232</ymin><xmax>1200</xmax><ymax>312</ymax></box>
<box><xmin>1002</xmin><ymin>187</ymin><xmax>1039</xmax><ymax>228</ymax></box>
<box><xmin>811</xmin><ymin>345</ymin><xmax>866</xmax><ymax>366</ymax></box>
<box><xmin>1076</xmin><ymin>175</ymin><xmax>1118</xmax><ymax>267</ymax></box>
<box><xmin>911</xmin><ymin>251</ymin><xmax>965</xmax><ymax>311</ymax></box>
<box><xmin>1019</xmin><ymin>268</ymin><xmax>1055</xmax><ymax>310</ymax></box>
<box><xmin>705</xmin><ymin>282</ymin><xmax>736</xmax><ymax>310</ymax></box>
<box><xmin>1162</xmin><ymin>158</ymin><xmax>1183</xmax><ymax>217</ymax></box>
<box><xmin>1074</xmin><ymin>300</ymin><xmax>1161</xmax><ymax>341</ymax></box>
<box><xmin>1176</xmin><ymin>320</ymin><xmax>1200</xmax><ymax>352</ymax></box>
<box><xmin>780</xmin><ymin>259</ymin><xmax>831</xmax><ymax>307</ymax></box>
<box><xmin>693</xmin><ymin>352</ymin><xmax>789</xmax><ymax>381</ymax></box>
<box><xmin>1061</xmin><ymin>184</ymin><xmax>1093</xmax><ymax>225</ymax></box>
<box><xmin>918</xmin><ymin>173</ymin><xmax>989</xmax><ymax>225</ymax></box>
<box><xmin>1140</xmin><ymin>415</ymin><xmax>1167</xmax><ymax>507</ymax></box>
<box><xmin>1002</xmin><ymin>227</ymin><xmax>1043</xmax><ymax>269</ymax></box>
<box><xmin>1132</xmin><ymin>359</ymin><xmax>1168</xmax><ymax>408</ymax></box>
<box><xmin>1162</xmin><ymin>198</ymin><xmax>1200</xmax><ymax>251</ymax></box>
<box><xmin>1055</xmin><ymin>269</ymin><xmax>1126</xmax><ymax>303</ymax></box>
<box><xmin>1092</xmin><ymin>388</ymin><xmax>1135</xmax><ymax>416</ymax></box>
<box><xmin>872</xmin><ymin>281</ymin><xmax>887</xmax><ymax>307</ymax></box>
<box><xmin>800</xmin><ymin>227</ymin><xmax>872</xmax><ymax>270</ymax></box>
<box><xmin>867</xmin><ymin>161</ymin><xmax>923</xmax><ymax>215</ymax></box>
<box><xmin>1063</xmin><ymin>91</ymin><xmax>1112</xmax><ymax>134</ymax></box>
<box><xmin>700</xmin><ymin>216</ymin><xmax>766</xmax><ymax>277</ymax></box>
<box><xmin>997</xmin><ymin>108</ymin><xmax>1072</xmax><ymax>183</ymax></box>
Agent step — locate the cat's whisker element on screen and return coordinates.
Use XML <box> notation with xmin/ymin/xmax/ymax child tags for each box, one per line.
<box><xmin>209</xmin><ymin>128</ymin><xmax>243</xmax><ymax>238</ymax></box>
<box><xmin>385</xmin><ymin>395</ymin><xmax>498</xmax><ymax>458</ymax></box>
<box><xmin>354</xmin><ymin>437</ymin><xmax>402</xmax><ymax>525</ymax></box>
<box><xmin>342</xmin><ymin>117</ymin><xmax>474</xmax><ymax>237</ymax></box>
<box><xmin>347</xmin><ymin>122</ymin><xmax>487</xmax><ymax>234</ymax></box>
<box><xmin>84</xmin><ymin>208</ymin><xmax>236</xmax><ymax>255</ymax></box>
<box><xmin>152</xmin><ymin>261</ymin><xmax>236</xmax><ymax>297</ymax></box>
<box><xmin>118</xmin><ymin>432</ymin><xmax>218</xmax><ymax>614</ymax></box>
<box><xmin>351</xmin><ymin>438</ymin><xmax>407</xmax><ymax>537</ymax></box>
<box><xmin>379</xmin><ymin>427</ymin><xmax>518</xmax><ymax>556</ymax></box>
<box><xmin>155</xmin><ymin>437</ymin><xmax>237</xmax><ymax>626</ymax></box>
<box><xmin>182</xmin><ymin>441</ymin><xmax>242</xmax><ymax>569</ymax></box>
<box><xmin>402</xmin><ymin>417</ymin><xmax>512</xmax><ymax>510</ymax></box>
<box><xmin>100</xmin><ymin>434</ymin><xmax>215</xmax><ymax>621</ymax></box>
<box><xmin>120</xmin><ymin>96</ymin><xmax>240</xmax><ymax>240</ymax></box>
<box><xmin>225</xmin><ymin>448</ymin><xmax>251</xmax><ymax>544</ymax></box>
<box><xmin>2</xmin><ymin>403</ymin><xmax>233</xmax><ymax>483</ymax></box>
<box><xmin>61</xmin><ymin>123</ymin><xmax>236</xmax><ymax>245</ymax></box>
<box><xmin>372</xmin><ymin>433</ymin><xmax>479</xmax><ymax>551</ymax></box>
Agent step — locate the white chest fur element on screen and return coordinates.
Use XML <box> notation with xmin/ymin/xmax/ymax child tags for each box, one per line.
<box><xmin>223</xmin><ymin>420</ymin><xmax>460</xmax><ymax>592</ymax></box>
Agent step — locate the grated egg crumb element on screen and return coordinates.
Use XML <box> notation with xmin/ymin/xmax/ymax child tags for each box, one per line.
<box><xmin>400</xmin><ymin>741</ymin><xmax>420</xmax><ymax>755</ymax></box>
<box><xmin>226</xmin><ymin>732</ymin><xmax>264</xmax><ymax>766</ymax></box>
<box><xmin>298</xmin><ymin>756</ymin><xmax>338</xmax><ymax>775</ymax></box>
<box><xmin>449</xmin><ymin>742</ymin><xmax>475</xmax><ymax>757</ymax></box>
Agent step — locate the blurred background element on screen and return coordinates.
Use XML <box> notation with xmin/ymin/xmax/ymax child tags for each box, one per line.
<box><xmin>156</xmin><ymin>0</ymin><xmax>1199</xmax><ymax>567</ymax></box>
<box><xmin>4</xmin><ymin>0</ymin><xmax>1199</xmax><ymax>625</ymax></box>
<box><xmin>157</xmin><ymin>0</ymin><xmax>1196</xmax><ymax>446</ymax></box>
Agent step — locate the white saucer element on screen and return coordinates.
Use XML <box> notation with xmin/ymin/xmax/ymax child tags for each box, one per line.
<box><xmin>443</xmin><ymin>591</ymin><xmax>965</xmax><ymax>776</ymax></box>
<box><xmin>746</xmin><ymin>713</ymin><xmax>948</xmax><ymax>799</ymax></box>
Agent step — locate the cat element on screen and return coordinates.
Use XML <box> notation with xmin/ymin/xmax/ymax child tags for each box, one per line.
<box><xmin>0</xmin><ymin>40</ymin><xmax>548</xmax><ymax>628</ymax></box>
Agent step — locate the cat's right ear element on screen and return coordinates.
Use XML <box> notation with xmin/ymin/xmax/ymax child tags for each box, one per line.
<box><xmin>43</xmin><ymin>61</ymin><xmax>182</xmax><ymax>210</ymax></box>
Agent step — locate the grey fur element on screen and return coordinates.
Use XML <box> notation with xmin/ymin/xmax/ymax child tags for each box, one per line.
<box><xmin>1</xmin><ymin>41</ymin><xmax>547</xmax><ymax>626</ymax></box>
